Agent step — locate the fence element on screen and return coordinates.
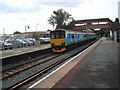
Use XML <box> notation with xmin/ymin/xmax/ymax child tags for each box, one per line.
<box><xmin>0</xmin><ymin>34</ymin><xmax>35</xmax><ymax>50</ymax></box>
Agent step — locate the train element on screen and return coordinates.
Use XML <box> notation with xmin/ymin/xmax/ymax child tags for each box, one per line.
<box><xmin>50</xmin><ymin>29</ymin><xmax>96</xmax><ymax>52</ymax></box>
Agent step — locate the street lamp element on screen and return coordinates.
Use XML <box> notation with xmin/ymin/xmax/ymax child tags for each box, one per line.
<box><xmin>3</xmin><ymin>27</ymin><xmax>5</xmax><ymax>35</ymax></box>
<box><xmin>36</xmin><ymin>23</ymin><xmax>39</xmax><ymax>31</ymax></box>
<box><xmin>25</xmin><ymin>25</ymin><xmax>30</xmax><ymax>33</ymax></box>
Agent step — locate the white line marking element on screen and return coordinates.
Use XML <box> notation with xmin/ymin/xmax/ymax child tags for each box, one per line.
<box><xmin>28</xmin><ymin>40</ymin><xmax>101</xmax><ymax>89</ymax></box>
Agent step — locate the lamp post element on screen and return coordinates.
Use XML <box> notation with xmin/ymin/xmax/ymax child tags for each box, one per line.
<box><xmin>36</xmin><ymin>23</ymin><xmax>39</xmax><ymax>31</ymax></box>
<box><xmin>3</xmin><ymin>27</ymin><xmax>5</xmax><ymax>35</ymax></box>
<box><xmin>25</xmin><ymin>25</ymin><xmax>30</xmax><ymax>34</ymax></box>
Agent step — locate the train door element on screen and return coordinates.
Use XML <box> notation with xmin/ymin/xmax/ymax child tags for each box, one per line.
<box><xmin>71</xmin><ymin>34</ymin><xmax>76</xmax><ymax>44</ymax></box>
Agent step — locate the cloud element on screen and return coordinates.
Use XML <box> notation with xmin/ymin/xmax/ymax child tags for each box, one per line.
<box><xmin>40</xmin><ymin>2</ymin><xmax>82</xmax><ymax>7</ymax></box>
<box><xmin>36</xmin><ymin>0</ymin><xmax>86</xmax><ymax>8</ymax></box>
<box><xmin>0</xmin><ymin>1</ymin><xmax>41</xmax><ymax>14</ymax></box>
<box><xmin>0</xmin><ymin>0</ymin><xmax>119</xmax><ymax>34</ymax></box>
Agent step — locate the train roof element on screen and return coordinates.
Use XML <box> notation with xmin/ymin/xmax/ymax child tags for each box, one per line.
<box><xmin>82</xmin><ymin>29</ymin><xmax>95</xmax><ymax>33</ymax></box>
<box><xmin>53</xmin><ymin>29</ymin><xmax>95</xmax><ymax>33</ymax></box>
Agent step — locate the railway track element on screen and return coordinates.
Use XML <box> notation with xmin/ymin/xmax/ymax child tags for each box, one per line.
<box><xmin>1</xmin><ymin>54</ymin><xmax>53</xmax><ymax>75</ymax></box>
<box><xmin>1</xmin><ymin>54</ymin><xmax>62</xmax><ymax>80</ymax></box>
<box><xmin>2</xmin><ymin>39</ymin><xmax>98</xmax><ymax>89</ymax></box>
<box><xmin>1</xmin><ymin>53</ymin><xmax>64</xmax><ymax>88</ymax></box>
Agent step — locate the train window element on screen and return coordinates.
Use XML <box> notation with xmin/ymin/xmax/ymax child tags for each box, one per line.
<box><xmin>78</xmin><ymin>34</ymin><xmax>80</xmax><ymax>38</ymax></box>
<box><xmin>78</xmin><ymin>34</ymin><xmax>82</xmax><ymax>38</ymax></box>
<box><xmin>72</xmin><ymin>34</ymin><xmax>75</xmax><ymax>39</ymax></box>
<box><xmin>67</xmin><ymin>34</ymin><xmax>71</xmax><ymax>38</ymax></box>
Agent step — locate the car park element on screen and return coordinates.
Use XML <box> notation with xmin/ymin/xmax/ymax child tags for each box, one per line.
<box><xmin>0</xmin><ymin>41</ymin><xmax>13</xmax><ymax>50</ymax></box>
<box><xmin>0</xmin><ymin>34</ymin><xmax>35</xmax><ymax>50</ymax></box>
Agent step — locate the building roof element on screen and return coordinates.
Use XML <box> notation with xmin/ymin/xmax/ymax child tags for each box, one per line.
<box><xmin>23</xmin><ymin>31</ymin><xmax>50</xmax><ymax>34</ymax></box>
<box><xmin>75</xmin><ymin>18</ymin><xmax>113</xmax><ymax>23</ymax></box>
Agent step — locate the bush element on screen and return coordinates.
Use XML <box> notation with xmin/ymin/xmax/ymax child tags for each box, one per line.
<box><xmin>33</xmin><ymin>35</ymin><xmax>40</xmax><ymax>40</ymax></box>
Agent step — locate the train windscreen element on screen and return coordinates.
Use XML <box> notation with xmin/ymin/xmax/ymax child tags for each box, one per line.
<box><xmin>50</xmin><ymin>31</ymin><xmax>65</xmax><ymax>39</ymax></box>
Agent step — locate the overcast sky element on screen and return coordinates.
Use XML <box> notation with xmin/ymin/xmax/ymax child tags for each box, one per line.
<box><xmin>0</xmin><ymin>0</ymin><xmax>119</xmax><ymax>34</ymax></box>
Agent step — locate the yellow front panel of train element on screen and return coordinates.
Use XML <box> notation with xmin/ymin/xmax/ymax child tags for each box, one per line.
<box><xmin>50</xmin><ymin>39</ymin><xmax>66</xmax><ymax>45</ymax></box>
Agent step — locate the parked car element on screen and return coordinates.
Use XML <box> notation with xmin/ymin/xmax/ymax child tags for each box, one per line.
<box><xmin>40</xmin><ymin>37</ymin><xmax>50</xmax><ymax>44</ymax></box>
<box><xmin>6</xmin><ymin>39</ymin><xmax>22</xmax><ymax>48</ymax></box>
<box><xmin>16</xmin><ymin>39</ymin><xmax>27</xmax><ymax>47</ymax></box>
<box><xmin>0</xmin><ymin>41</ymin><xmax>13</xmax><ymax>50</ymax></box>
<box><xmin>23</xmin><ymin>39</ymin><xmax>34</xmax><ymax>46</ymax></box>
<box><xmin>29</xmin><ymin>38</ymin><xmax>36</xmax><ymax>43</ymax></box>
<box><xmin>0</xmin><ymin>41</ymin><xmax>3</xmax><ymax>50</ymax></box>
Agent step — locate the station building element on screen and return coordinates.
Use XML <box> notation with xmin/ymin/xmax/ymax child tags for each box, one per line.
<box><xmin>113</xmin><ymin>1</ymin><xmax>120</xmax><ymax>42</ymax></box>
<box><xmin>109</xmin><ymin>1</ymin><xmax>120</xmax><ymax>42</ymax></box>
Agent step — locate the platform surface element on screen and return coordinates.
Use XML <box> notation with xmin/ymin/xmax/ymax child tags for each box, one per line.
<box><xmin>53</xmin><ymin>38</ymin><xmax>118</xmax><ymax>88</ymax></box>
<box><xmin>29</xmin><ymin>37</ymin><xmax>118</xmax><ymax>89</ymax></box>
<box><xmin>1</xmin><ymin>44</ymin><xmax>50</xmax><ymax>59</ymax></box>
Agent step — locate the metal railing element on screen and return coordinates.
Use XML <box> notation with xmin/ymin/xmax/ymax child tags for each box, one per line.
<box><xmin>0</xmin><ymin>34</ymin><xmax>35</xmax><ymax>50</ymax></box>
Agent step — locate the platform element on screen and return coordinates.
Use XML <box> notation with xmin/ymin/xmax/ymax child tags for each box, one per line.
<box><xmin>1</xmin><ymin>44</ymin><xmax>50</xmax><ymax>59</ymax></box>
<box><xmin>29</xmin><ymin>37</ymin><xmax>118</xmax><ymax>89</ymax></box>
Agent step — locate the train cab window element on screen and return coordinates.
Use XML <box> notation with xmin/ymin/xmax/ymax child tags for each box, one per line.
<box><xmin>61</xmin><ymin>31</ymin><xmax>65</xmax><ymax>38</ymax></box>
<box><xmin>50</xmin><ymin>31</ymin><xmax>65</xmax><ymax>39</ymax></box>
<box><xmin>56</xmin><ymin>32</ymin><xmax>61</xmax><ymax>39</ymax></box>
<box><xmin>50</xmin><ymin>32</ymin><xmax>56</xmax><ymax>39</ymax></box>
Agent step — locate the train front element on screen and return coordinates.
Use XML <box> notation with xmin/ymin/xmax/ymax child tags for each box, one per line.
<box><xmin>50</xmin><ymin>29</ymin><xmax>66</xmax><ymax>52</ymax></box>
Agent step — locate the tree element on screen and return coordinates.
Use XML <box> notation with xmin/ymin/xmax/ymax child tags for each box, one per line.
<box><xmin>13</xmin><ymin>31</ymin><xmax>22</xmax><ymax>34</ymax></box>
<box><xmin>65</xmin><ymin>20</ymin><xmax>75</xmax><ymax>29</ymax></box>
<box><xmin>33</xmin><ymin>34</ymin><xmax>40</xmax><ymax>40</ymax></box>
<box><xmin>48</xmin><ymin>9</ymin><xmax>73</xmax><ymax>29</ymax></box>
<box><xmin>48</xmin><ymin>16</ymin><xmax>56</xmax><ymax>30</ymax></box>
<box><xmin>100</xmin><ymin>28</ymin><xmax>110</xmax><ymax>37</ymax></box>
<box><xmin>47</xmin><ymin>29</ymin><xmax>52</xmax><ymax>31</ymax></box>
